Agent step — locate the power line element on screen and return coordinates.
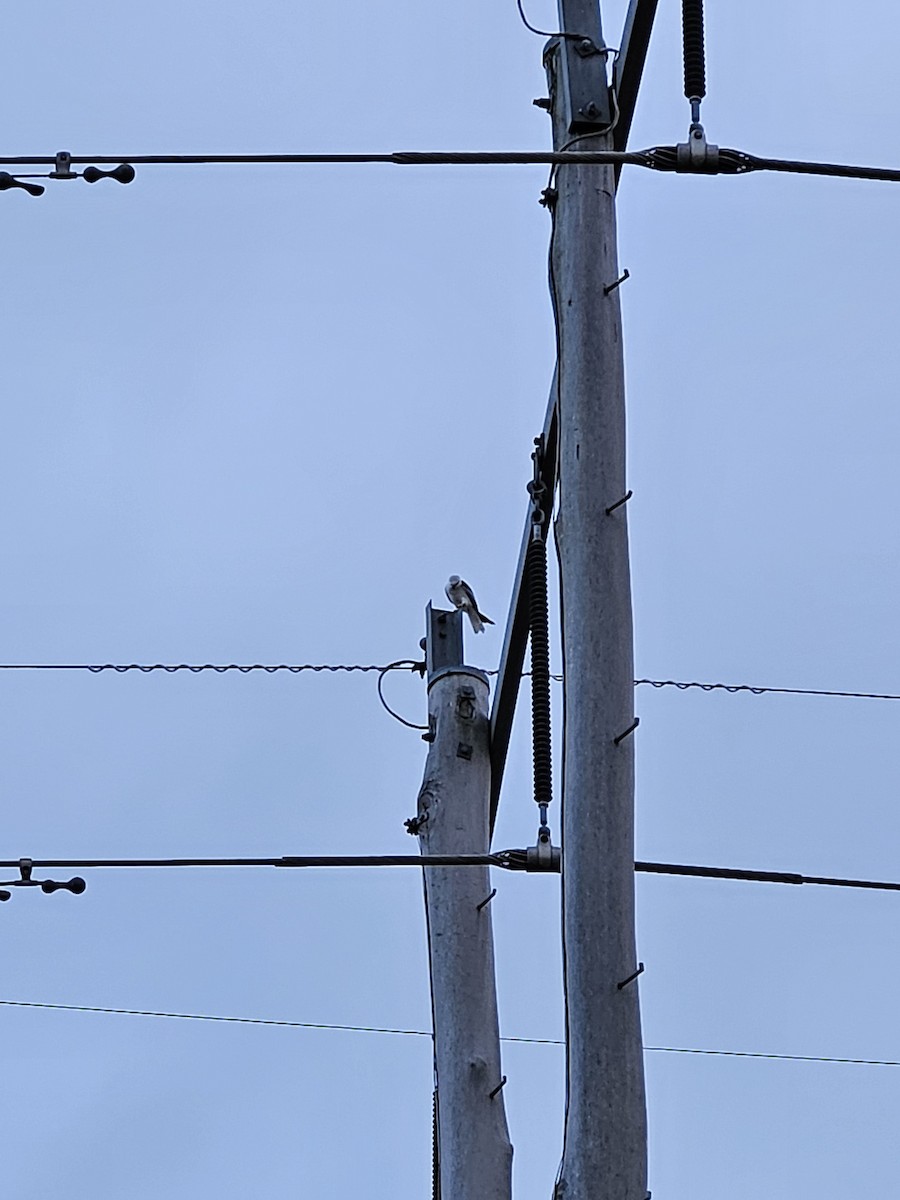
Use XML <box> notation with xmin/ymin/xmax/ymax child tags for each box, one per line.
<box><xmin>635</xmin><ymin>861</ymin><xmax>900</xmax><ymax>893</ymax></box>
<box><xmin>3</xmin><ymin>664</ymin><xmax>897</xmax><ymax>703</ymax></box>
<box><xmin>4</xmin><ymin>147</ymin><xmax>900</xmax><ymax>186</ymax></box>
<box><xmin>2</xmin><ymin>999</ymin><xmax>895</xmax><ymax>1067</ymax></box>
<box><xmin>641</xmin><ymin>1046</ymin><xmax>900</xmax><ymax>1068</ymax></box>
<box><xmin>0</xmin><ymin>854</ymin><xmax>512</xmax><ymax>870</ymax></box>
<box><xmin>5</xmin><ymin>854</ymin><xmax>900</xmax><ymax>894</ymax></box>
<box><xmin>634</xmin><ymin>678</ymin><xmax>900</xmax><ymax>701</ymax></box>
<box><xmin>0</xmin><ymin>662</ymin><xmax>414</xmax><ymax>674</ymax></box>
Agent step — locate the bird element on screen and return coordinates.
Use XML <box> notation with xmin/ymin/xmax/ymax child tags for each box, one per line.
<box><xmin>445</xmin><ymin>575</ymin><xmax>494</xmax><ymax>634</ymax></box>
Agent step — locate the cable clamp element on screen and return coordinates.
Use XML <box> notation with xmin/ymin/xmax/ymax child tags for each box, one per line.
<box><xmin>676</xmin><ymin>124</ymin><xmax>720</xmax><ymax>174</ymax></box>
<box><xmin>50</xmin><ymin>151</ymin><xmax>78</xmax><ymax>180</ymax></box>
<box><xmin>525</xmin><ymin>819</ymin><xmax>560</xmax><ymax>872</ymax></box>
<box><xmin>0</xmin><ymin>857</ymin><xmax>86</xmax><ymax>903</ymax></box>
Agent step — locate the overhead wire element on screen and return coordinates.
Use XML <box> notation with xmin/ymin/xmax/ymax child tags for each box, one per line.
<box><xmin>0</xmin><ymin>661</ymin><xmax>415</xmax><ymax>674</ymax></box>
<box><xmin>376</xmin><ymin>660</ymin><xmax>430</xmax><ymax>730</ymax></box>
<box><xmin>2</xmin><ymin>999</ymin><xmax>897</xmax><ymax>1067</ymax></box>
<box><xmin>513</xmin><ymin>0</ymin><xmax>618</xmax><ymax>61</ymax></box>
<box><xmin>634</xmin><ymin>678</ymin><xmax>900</xmax><ymax>701</ymax></box>
<box><xmin>4</xmin><ymin>854</ymin><xmax>900</xmax><ymax>893</ymax></box>
<box><xmin>6</xmin><ymin>148</ymin><xmax>900</xmax><ymax>185</ymax></box>
<box><xmin>5</xmin><ymin>661</ymin><xmax>899</xmax><ymax>709</ymax></box>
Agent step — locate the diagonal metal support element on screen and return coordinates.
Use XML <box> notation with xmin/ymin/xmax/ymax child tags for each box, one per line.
<box><xmin>613</xmin><ymin>0</ymin><xmax>660</xmax><ymax>164</ymax></box>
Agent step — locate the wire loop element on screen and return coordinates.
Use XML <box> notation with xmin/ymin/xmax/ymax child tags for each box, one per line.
<box><xmin>377</xmin><ymin>660</ymin><xmax>429</xmax><ymax>730</ymax></box>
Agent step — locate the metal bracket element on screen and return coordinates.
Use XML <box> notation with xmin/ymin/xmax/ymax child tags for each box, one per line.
<box><xmin>525</xmin><ymin>824</ymin><xmax>561</xmax><ymax>872</ymax></box>
<box><xmin>527</xmin><ymin>435</ymin><xmax>548</xmax><ymax>532</ymax></box>
<box><xmin>547</xmin><ymin>1</ymin><xmax>612</xmax><ymax>132</ymax></box>
<box><xmin>425</xmin><ymin>604</ymin><xmax>463</xmax><ymax>678</ymax></box>
<box><xmin>50</xmin><ymin>150</ymin><xmax>77</xmax><ymax>180</ymax></box>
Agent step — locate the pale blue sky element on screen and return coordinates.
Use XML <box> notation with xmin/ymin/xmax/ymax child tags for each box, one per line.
<box><xmin>2</xmin><ymin>1</ymin><xmax>899</xmax><ymax>1196</ymax></box>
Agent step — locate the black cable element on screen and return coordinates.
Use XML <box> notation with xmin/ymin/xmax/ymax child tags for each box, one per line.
<box><xmin>0</xmin><ymin>150</ymin><xmax>641</xmax><ymax>167</ymax></box>
<box><xmin>0</xmin><ymin>854</ymin><xmax>505</xmax><ymax>869</ymax></box>
<box><xmin>5</xmin><ymin>149</ymin><xmax>900</xmax><ymax>185</ymax></box>
<box><xmin>3</xmin><ymin>999</ymin><xmax>897</xmax><ymax>1066</ymax></box>
<box><xmin>514</xmin><ymin>0</ymin><xmax>608</xmax><ymax>51</ymax></box>
<box><xmin>635</xmin><ymin>861</ymin><xmax>900</xmax><ymax>893</ymax></box>
<box><xmin>2</xmin><ymin>663</ymin><xmax>895</xmax><ymax>702</ymax></box>
<box><xmin>0</xmin><ymin>661</ymin><xmax>418</xmax><ymax>674</ymax></box>
<box><xmin>377</xmin><ymin>660</ymin><xmax>429</xmax><ymax>730</ymax></box>
<box><xmin>753</xmin><ymin>154</ymin><xmax>900</xmax><ymax>185</ymax></box>
<box><xmin>3</xmin><ymin>855</ymin><xmax>899</xmax><ymax>893</ymax></box>
<box><xmin>634</xmin><ymin>678</ymin><xmax>900</xmax><ymax>701</ymax></box>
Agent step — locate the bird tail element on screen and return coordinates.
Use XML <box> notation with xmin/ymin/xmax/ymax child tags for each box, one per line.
<box><xmin>476</xmin><ymin>611</ymin><xmax>494</xmax><ymax>631</ymax></box>
<box><xmin>470</xmin><ymin>611</ymin><xmax>485</xmax><ymax>635</ymax></box>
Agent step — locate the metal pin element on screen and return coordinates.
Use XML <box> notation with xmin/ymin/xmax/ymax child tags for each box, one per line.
<box><xmin>617</xmin><ymin>962</ymin><xmax>645</xmax><ymax>990</ymax></box>
<box><xmin>489</xmin><ymin>1076</ymin><xmax>507</xmax><ymax>1099</ymax></box>
<box><xmin>477</xmin><ymin>888</ymin><xmax>497</xmax><ymax>912</ymax></box>
<box><xmin>613</xmin><ymin>717</ymin><xmax>640</xmax><ymax>746</ymax></box>
<box><xmin>603</xmin><ymin>268</ymin><xmax>630</xmax><ymax>295</ymax></box>
<box><xmin>605</xmin><ymin>489</ymin><xmax>633</xmax><ymax>516</ymax></box>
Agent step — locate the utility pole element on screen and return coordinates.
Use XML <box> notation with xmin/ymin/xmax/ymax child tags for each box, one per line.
<box><xmin>547</xmin><ymin>2</ymin><xmax>648</xmax><ymax>1197</ymax></box>
<box><xmin>414</xmin><ymin>604</ymin><xmax>512</xmax><ymax>1200</ymax></box>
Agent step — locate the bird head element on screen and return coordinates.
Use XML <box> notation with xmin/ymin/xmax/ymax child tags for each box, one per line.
<box><xmin>448</xmin><ymin>575</ymin><xmax>461</xmax><ymax>587</ymax></box>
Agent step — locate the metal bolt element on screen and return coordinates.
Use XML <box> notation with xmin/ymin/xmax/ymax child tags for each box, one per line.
<box><xmin>581</xmin><ymin>101</ymin><xmax>600</xmax><ymax>119</ymax></box>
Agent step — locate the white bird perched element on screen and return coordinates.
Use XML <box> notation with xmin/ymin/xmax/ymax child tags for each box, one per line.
<box><xmin>445</xmin><ymin>575</ymin><xmax>494</xmax><ymax>634</ymax></box>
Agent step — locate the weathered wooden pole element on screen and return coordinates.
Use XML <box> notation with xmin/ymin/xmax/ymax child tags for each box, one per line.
<box><xmin>547</xmin><ymin>2</ymin><xmax>648</xmax><ymax>1197</ymax></box>
<box><xmin>414</xmin><ymin>605</ymin><xmax>512</xmax><ymax>1200</ymax></box>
